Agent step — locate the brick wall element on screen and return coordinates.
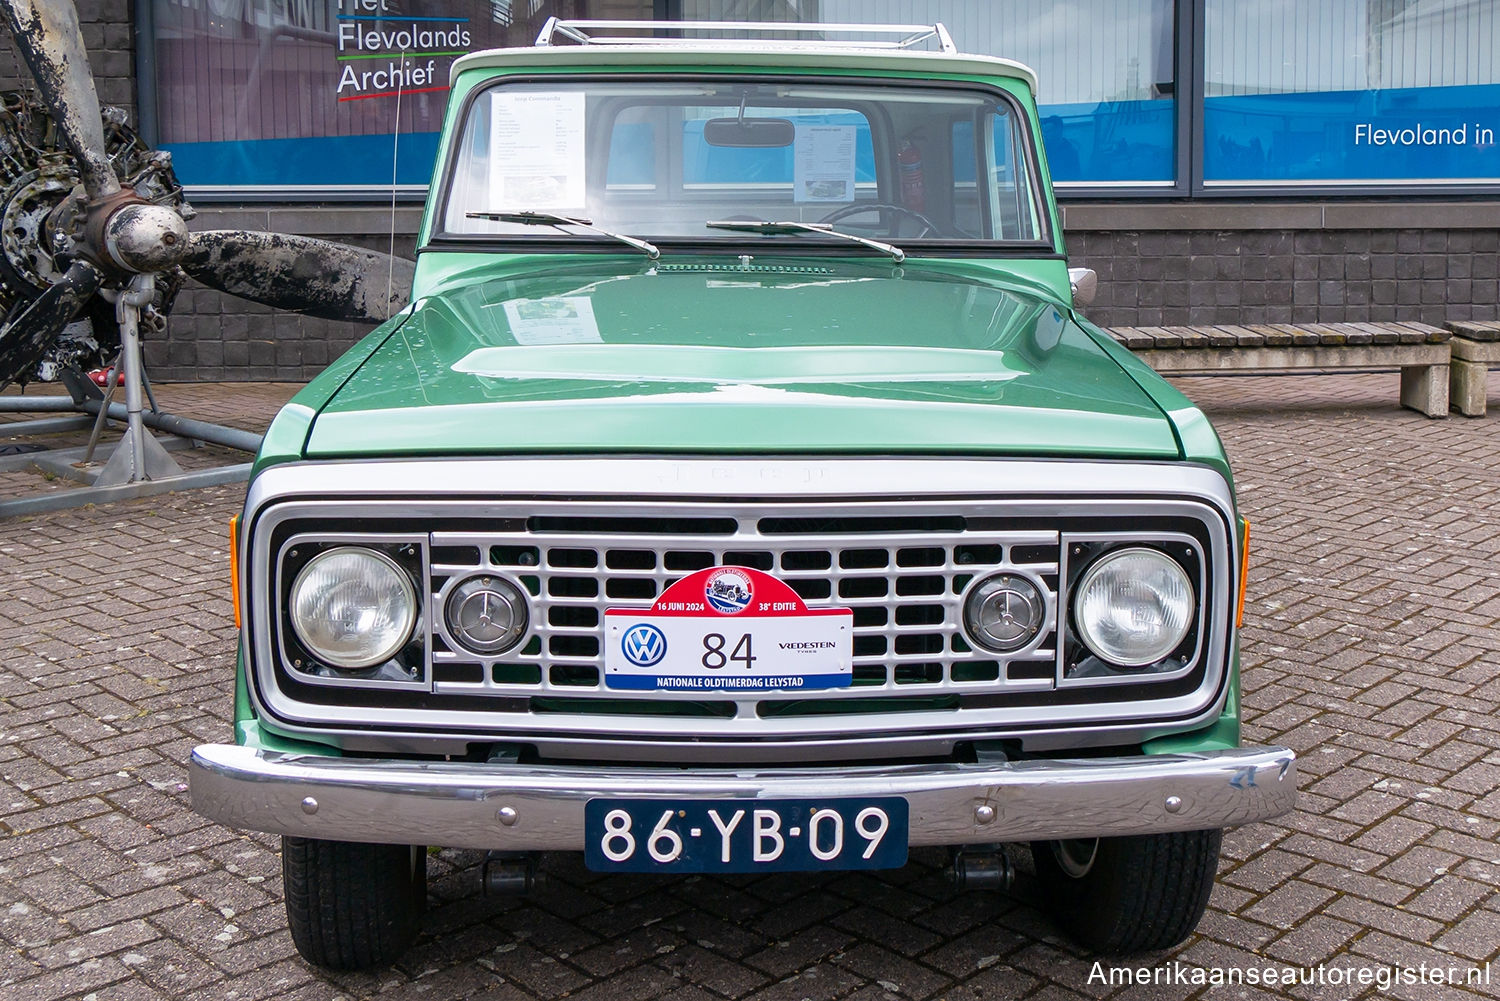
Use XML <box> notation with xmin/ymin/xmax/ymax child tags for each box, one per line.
<box><xmin>150</xmin><ymin>290</ymin><xmax>374</xmax><ymax>384</ymax></box>
<box><xmin>1067</xmin><ymin>228</ymin><xmax>1500</xmax><ymax>330</ymax></box>
<box><xmin>0</xmin><ymin>0</ymin><xmax>135</xmax><ymax>109</ymax></box>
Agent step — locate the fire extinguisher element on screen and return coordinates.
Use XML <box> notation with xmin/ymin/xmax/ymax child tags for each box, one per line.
<box><xmin>898</xmin><ymin>140</ymin><xmax>925</xmax><ymax>213</ymax></box>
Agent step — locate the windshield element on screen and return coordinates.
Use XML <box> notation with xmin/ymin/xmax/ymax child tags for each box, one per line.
<box><xmin>440</xmin><ymin>79</ymin><xmax>1048</xmax><ymax>248</ymax></box>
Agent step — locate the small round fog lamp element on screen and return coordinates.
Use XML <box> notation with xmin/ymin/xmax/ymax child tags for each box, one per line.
<box><xmin>445</xmin><ymin>575</ymin><xmax>529</xmax><ymax>655</ymax></box>
<box><xmin>964</xmin><ymin>573</ymin><xmax>1046</xmax><ymax>653</ymax></box>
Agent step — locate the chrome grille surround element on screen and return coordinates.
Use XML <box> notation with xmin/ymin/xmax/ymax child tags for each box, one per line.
<box><xmin>242</xmin><ymin>458</ymin><xmax>1238</xmax><ymax>758</ymax></box>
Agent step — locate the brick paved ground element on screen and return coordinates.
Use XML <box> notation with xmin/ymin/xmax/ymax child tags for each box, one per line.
<box><xmin>0</xmin><ymin>384</ymin><xmax>302</xmax><ymax>501</ymax></box>
<box><xmin>2</xmin><ymin>372</ymin><xmax>1498</xmax><ymax>1001</ymax></box>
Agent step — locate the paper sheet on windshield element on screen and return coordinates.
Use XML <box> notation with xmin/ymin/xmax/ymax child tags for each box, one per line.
<box><xmin>794</xmin><ymin>125</ymin><xmax>856</xmax><ymax>203</ymax></box>
<box><xmin>502</xmin><ymin>296</ymin><xmax>602</xmax><ymax>345</ymax></box>
<box><xmin>489</xmin><ymin>92</ymin><xmax>586</xmax><ymax>210</ymax></box>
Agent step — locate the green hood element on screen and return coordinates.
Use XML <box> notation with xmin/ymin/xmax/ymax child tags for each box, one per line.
<box><xmin>306</xmin><ymin>257</ymin><xmax>1181</xmax><ymax>459</ymax></box>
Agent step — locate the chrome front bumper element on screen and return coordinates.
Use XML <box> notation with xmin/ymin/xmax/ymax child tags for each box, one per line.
<box><xmin>189</xmin><ymin>743</ymin><xmax>1296</xmax><ymax>850</ymax></box>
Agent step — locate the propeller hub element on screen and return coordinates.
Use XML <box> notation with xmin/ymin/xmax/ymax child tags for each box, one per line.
<box><xmin>100</xmin><ymin>202</ymin><xmax>190</xmax><ymax>274</ymax></box>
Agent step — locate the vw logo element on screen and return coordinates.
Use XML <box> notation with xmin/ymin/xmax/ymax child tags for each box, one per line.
<box><xmin>621</xmin><ymin>623</ymin><xmax>668</xmax><ymax>667</ymax></box>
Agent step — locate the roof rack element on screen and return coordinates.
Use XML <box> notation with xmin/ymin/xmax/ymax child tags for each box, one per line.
<box><xmin>534</xmin><ymin>18</ymin><xmax>957</xmax><ymax>54</ymax></box>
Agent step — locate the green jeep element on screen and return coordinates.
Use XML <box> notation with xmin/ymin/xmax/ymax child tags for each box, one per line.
<box><xmin>189</xmin><ymin>19</ymin><xmax>1296</xmax><ymax>969</ymax></box>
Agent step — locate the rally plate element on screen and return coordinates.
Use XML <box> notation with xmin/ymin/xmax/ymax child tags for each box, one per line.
<box><xmin>604</xmin><ymin>566</ymin><xmax>853</xmax><ymax>692</ymax></box>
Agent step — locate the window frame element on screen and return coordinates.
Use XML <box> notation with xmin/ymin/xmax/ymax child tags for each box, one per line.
<box><xmin>425</xmin><ymin>72</ymin><xmax>1062</xmax><ymax>257</ymax></box>
<box><xmin>1187</xmin><ymin>0</ymin><xmax>1500</xmax><ymax>198</ymax></box>
<box><xmin>1044</xmin><ymin>0</ymin><xmax>1193</xmax><ymax>200</ymax></box>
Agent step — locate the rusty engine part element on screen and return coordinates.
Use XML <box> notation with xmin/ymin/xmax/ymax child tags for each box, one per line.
<box><xmin>0</xmin><ymin>91</ymin><xmax>185</xmax><ymax>382</ymax></box>
<box><xmin>0</xmin><ymin>0</ymin><xmax>415</xmax><ymax>390</ymax></box>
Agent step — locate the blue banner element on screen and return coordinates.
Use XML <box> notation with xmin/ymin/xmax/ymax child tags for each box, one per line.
<box><xmin>1204</xmin><ymin>83</ymin><xmax>1500</xmax><ymax>182</ymax></box>
<box><xmin>605</xmin><ymin>673</ymin><xmax>851</xmax><ymax>691</ymax></box>
<box><xmin>162</xmin><ymin>133</ymin><xmax>442</xmax><ymax>188</ymax></box>
<box><xmin>1039</xmin><ymin>98</ymin><xmax>1176</xmax><ymax>183</ymax></box>
<box><xmin>164</xmin><ymin>84</ymin><xmax>1499</xmax><ymax>190</ymax></box>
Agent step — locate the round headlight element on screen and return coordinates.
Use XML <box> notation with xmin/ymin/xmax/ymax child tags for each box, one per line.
<box><xmin>1073</xmin><ymin>547</ymin><xmax>1194</xmax><ymax>668</ymax></box>
<box><xmin>289</xmin><ymin>547</ymin><xmax>418</xmax><ymax>670</ymax></box>
<box><xmin>964</xmin><ymin>573</ymin><xmax>1047</xmax><ymax>653</ymax></box>
<box><xmin>445</xmin><ymin>575</ymin><xmax>529</xmax><ymax>655</ymax></box>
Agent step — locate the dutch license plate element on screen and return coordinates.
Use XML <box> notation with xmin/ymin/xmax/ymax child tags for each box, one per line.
<box><xmin>584</xmin><ymin>797</ymin><xmax>909</xmax><ymax>873</ymax></box>
<box><xmin>603</xmin><ymin>565</ymin><xmax>852</xmax><ymax>692</ymax></box>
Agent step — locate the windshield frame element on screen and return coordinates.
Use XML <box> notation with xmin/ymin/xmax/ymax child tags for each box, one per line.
<box><xmin>426</xmin><ymin>72</ymin><xmax>1060</xmax><ymax>259</ymax></box>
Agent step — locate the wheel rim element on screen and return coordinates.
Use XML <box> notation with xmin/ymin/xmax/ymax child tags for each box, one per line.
<box><xmin>1050</xmin><ymin>838</ymin><xmax>1099</xmax><ymax>878</ymax></box>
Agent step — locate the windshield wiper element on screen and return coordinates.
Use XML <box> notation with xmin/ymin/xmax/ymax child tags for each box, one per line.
<box><xmin>705</xmin><ymin>220</ymin><xmax>905</xmax><ymax>263</ymax></box>
<box><xmin>467</xmin><ymin>210</ymin><xmax>660</xmax><ymax>260</ymax></box>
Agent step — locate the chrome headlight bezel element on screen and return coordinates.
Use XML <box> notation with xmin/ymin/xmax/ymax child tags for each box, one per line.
<box><xmin>1070</xmin><ymin>545</ymin><xmax>1197</xmax><ymax>670</ymax></box>
<box><xmin>286</xmin><ymin>544</ymin><xmax>420</xmax><ymax>672</ymax></box>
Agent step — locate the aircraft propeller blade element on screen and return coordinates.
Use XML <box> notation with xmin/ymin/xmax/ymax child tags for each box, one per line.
<box><xmin>181</xmin><ymin>231</ymin><xmax>415</xmax><ymax>324</ymax></box>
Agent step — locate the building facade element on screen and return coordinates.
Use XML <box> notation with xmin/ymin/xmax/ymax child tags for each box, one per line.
<box><xmin>4</xmin><ymin>0</ymin><xmax>1497</xmax><ymax>380</ymax></box>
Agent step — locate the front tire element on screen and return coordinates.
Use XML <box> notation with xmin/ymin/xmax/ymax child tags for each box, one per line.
<box><xmin>282</xmin><ymin>836</ymin><xmax>426</xmax><ymax>970</ymax></box>
<box><xmin>1029</xmin><ymin>829</ymin><xmax>1221</xmax><ymax>954</ymax></box>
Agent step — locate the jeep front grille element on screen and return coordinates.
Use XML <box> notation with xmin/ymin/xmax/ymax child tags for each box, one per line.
<box><xmin>426</xmin><ymin>519</ymin><xmax>1062</xmax><ymax>699</ymax></box>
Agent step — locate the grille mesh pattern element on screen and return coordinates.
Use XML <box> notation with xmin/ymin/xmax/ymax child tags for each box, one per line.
<box><xmin>428</xmin><ymin>522</ymin><xmax>1060</xmax><ymax>702</ymax></box>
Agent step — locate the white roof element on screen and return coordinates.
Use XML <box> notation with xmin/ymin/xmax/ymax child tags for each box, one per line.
<box><xmin>449</xmin><ymin>44</ymin><xmax>1039</xmax><ymax>93</ymax></box>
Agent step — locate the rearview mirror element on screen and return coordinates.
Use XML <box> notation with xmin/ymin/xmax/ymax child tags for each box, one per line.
<box><xmin>704</xmin><ymin>117</ymin><xmax>796</xmax><ymax>148</ymax></box>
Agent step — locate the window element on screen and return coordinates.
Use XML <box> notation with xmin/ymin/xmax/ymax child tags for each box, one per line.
<box><xmin>145</xmin><ymin>0</ymin><xmax>654</xmax><ymax>193</ymax></box>
<box><xmin>138</xmin><ymin>0</ymin><xmax>1500</xmax><ymax>198</ymax></box>
<box><xmin>953</xmin><ymin>109</ymin><xmax>1043</xmax><ymax>240</ymax></box>
<box><xmin>1204</xmin><ymin>0</ymin><xmax>1500</xmax><ymax>186</ymax></box>
<box><xmin>440</xmin><ymin>80</ymin><xmax>1048</xmax><ymax>245</ymax></box>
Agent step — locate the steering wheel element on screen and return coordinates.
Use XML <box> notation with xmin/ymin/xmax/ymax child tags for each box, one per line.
<box><xmin>816</xmin><ymin>202</ymin><xmax>942</xmax><ymax>238</ymax></box>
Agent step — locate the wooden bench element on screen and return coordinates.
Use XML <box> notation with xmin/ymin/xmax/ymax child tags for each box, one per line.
<box><xmin>1445</xmin><ymin>320</ymin><xmax>1500</xmax><ymax>418</ymax></box>
<box><xmin>1105</xmin><ymin>322</ymin><xmax>1452</xmax><ymax>418</ymax></box>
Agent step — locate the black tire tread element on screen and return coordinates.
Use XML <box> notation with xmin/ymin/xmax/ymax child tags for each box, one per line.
<box><xmin>282</xmin><ymin>836</ymin><xmax>425</xmax><ymax>970</ymax></box>
<box><xmin>1031</xmin><ymin>829</ymin><xmax>1221</xmax><ymax>954</ymax></box>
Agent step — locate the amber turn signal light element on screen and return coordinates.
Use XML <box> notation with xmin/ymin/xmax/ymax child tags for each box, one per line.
<box><xmin>230</xmin><ymin>515</ymin><xmax>241</xmax><ymax>629</ymax></box>
<box><xmin>1236</xmin><ymin>519</ymin><xmax>1250</xmax><ymax>629</ymax></box>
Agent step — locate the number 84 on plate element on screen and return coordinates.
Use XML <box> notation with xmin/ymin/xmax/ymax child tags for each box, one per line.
<box><xmin>583</xmin><ymin>797</ymin><xmax>909</xmax><ymax>873</ymax></box>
